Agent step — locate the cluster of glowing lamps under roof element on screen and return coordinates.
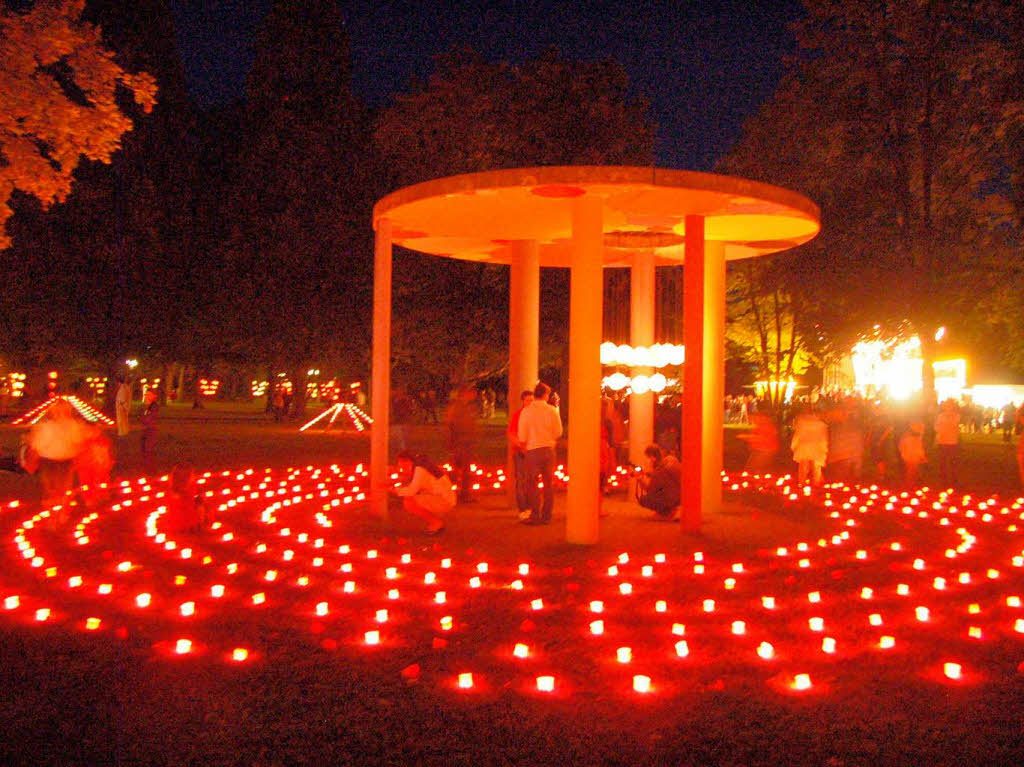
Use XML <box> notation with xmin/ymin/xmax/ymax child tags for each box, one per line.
<box><xmin>601</xmin><ymin>343</ymin><xmax>683</xmax><ymax>393</ymax></box>
<box><xmin>3</xmin><ymin>461</ymin><xmax>1024</xmax><ymax>697</ymax></box>
<box><xmin>600</xmin><ymin>343</ymin><xmax>684</xmax><ymax>368</ymax></box>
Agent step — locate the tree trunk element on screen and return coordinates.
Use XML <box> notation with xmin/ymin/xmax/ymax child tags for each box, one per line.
<box><xmin>192</xmin><ymin>367</ymin><xmax>204</xmax><ymax>409</ymax></box>
<box><xmin>291</xmin><ymin>367</ymin><xmax>308</xmax><ymax>420</ymax></box>
<box><xmin>160</xmin><ymin>362</ymin><xmax>172</xmax><ymax>405</ymax></box>
<box><xmin>176</xmin><ymin>365</ymin><xmax>187</xmax><ymax>402</ymax></box>
<box><xmin>264</xmin><ymin>366</ymin><xmax>275</xmax><ymax>413</ymax></box>
<box><xmin>919</xmin><ymin>332</ymin><xmax>938</xmax><ymax>408</ymax></box>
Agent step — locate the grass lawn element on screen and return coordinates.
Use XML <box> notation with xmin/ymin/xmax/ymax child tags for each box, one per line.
<box><xmin>1</xmin><ymin>409</ymin><xmax>1023</xmax><ymax>765</ymax></box>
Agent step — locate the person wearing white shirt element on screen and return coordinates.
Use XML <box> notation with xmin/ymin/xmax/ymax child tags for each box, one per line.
<box><xmin>392</xmin><ymin>450</ymin><xmax>456</xmax><ymax>534</ymax></box>
<box><xmin>516</xmin><ymin>382</ymin><xmax>563</xmax><ymax>524</ymax></box>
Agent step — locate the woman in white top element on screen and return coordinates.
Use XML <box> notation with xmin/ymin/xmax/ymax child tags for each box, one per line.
<box><xmin>791</xmin><ymin>408</ymin><xmax>828</xmax><ymax>486</ymax></box>
<box><xmin>392</xmin><ymin>450</ymin><xmax>456</xmax><ymax>534</ymax></box>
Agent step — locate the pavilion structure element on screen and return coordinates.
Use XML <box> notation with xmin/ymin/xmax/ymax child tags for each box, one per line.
<box><xmin>371</xmin><ymin>167</ymin><xmax>819</xmax><ymax>544</ymax></box>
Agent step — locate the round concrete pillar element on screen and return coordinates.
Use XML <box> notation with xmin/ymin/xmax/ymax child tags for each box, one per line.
<box><xmin>370</xmin><ymin>218</ymin><xmax>392</xmax><ymax>518</ymax></box>
<box><xmin>629</xmin><ymin>250</ymin><xmax>656</xmax><ymax>466</ymax></box>
<box><xmin>680</xmin><ymin>217</ymin><xmax>726</xmax><ymax>531</ymax></box>
<box><xmin>507</xmin><ymin>240</ymin><xmax>540</xmax><ymax>504</ymax></box>
<box><xmin>566</xmin><ymin>195</ymin><xmax>603</xmax><ymax>545</ymax></box>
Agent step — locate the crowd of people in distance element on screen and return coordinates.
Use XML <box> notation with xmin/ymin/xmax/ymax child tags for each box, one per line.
<box><xmin>784</xmin><ymin>394</ymin><xmax>1024</xmax><ymax>490</ymax></box>
<box><xmin>19</xmin><ymin>375</ymin><xmax>1013</xmax><ymax>536</ymax></box>
<box><xmin>391</xmin><ymin>379</ymin><xmax>1024</xmax><ymax>534</ymax></box>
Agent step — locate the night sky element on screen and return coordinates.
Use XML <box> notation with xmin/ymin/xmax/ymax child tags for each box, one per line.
<box><xmin>168</xmin><ymin>0</ymin><xmax>803</xmax><ymax>170</ymax></box>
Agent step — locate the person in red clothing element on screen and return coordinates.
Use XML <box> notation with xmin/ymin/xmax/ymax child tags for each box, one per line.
<box><xmin>507</xmin><ymin>389</ymin><xmax>534</xmax><ymax>521</ymax></box>
<box><xmin>161</xmin><ymin>464</ymin><xmax>207</xmax><ymax>534</ymax></box>
<box><xmin>934</xmin><ymin>399</ymin><xmax>961</xmax><ymax>487</ymax></box>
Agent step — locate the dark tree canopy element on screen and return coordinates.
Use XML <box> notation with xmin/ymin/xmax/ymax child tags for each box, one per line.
<box><xmin>720</xmin><ymin>0</ymin><xmax>1024</xmax><ymax>381</ymax></box>
<box><xmin>375</xmin><ymin>47</ymin><xmax>654</xmax><ymax>188</ymax></box>
<box><xmin>375</xmin><ymin>47</ymin><xmax>656</xmax><ymax>389</ymax></box>
<box><xmin>0</xmin><ymin>0</ymin><xmax>156</xmax><ymax>248</ymax></box>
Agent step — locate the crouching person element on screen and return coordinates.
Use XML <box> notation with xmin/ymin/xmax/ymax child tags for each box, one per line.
<box><xmin>392</xmin><ymin>450</ymin><xmax>456</xmax><ymax>535</ymax></box>
<box><xmin>636</xmin><ymin>445</ymin><xmax>681</xmax><ymax>520</ymax></box>
<box><xmin>162</xmin><ymin>464</ymin><xmax>208</xmax><ymax>534</ymax></box>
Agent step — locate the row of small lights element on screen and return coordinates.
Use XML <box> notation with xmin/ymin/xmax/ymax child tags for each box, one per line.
<box><xmin>2</xmin><ymin>464</ymin><xmax>1024</xmax><ymax>696</ymax></box>
<box><xmin>10</xmin><ymin>395</ymin><xmax>116</xmax><ymax>427</ymax></box>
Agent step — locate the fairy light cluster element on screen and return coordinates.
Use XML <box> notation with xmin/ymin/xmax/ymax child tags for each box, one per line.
<box><xmin>198</xmin><ymin>379</ymin><xmax>221</xmax><ymax>397</ymax></box>
<box><xmin>7</xmin><ymin>372</ymin><xmax>26</xmax><ymax>397</ymax></box>
<box><xmin>85</xmin><ymin>376</ymin><xmax>107</xmax><ymax>397</ymax></box>
<box><xmin>600</xmin><ymin>343</ymin><xmax>685</xmax><ymax>368</ymax></box>
<box><xmin>305</xmin><ymin>379</ymin><xmax>338</xmax><ymax>401</ymax></box>
<box><xmin>2</xmin><ymin>465</ymin><xmax>1024</xmax><ymax>698</ymax></box>
<box><xmin>139</xmin><ymin>378</ymin><xmax>161</xmax><ymax>398</ymax></box>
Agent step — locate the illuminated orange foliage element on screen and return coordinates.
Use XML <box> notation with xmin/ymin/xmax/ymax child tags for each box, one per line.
<box><xmin>0</xmin><ymin>0</ymin><xmax>157</xmax><ymax>247</ymax></box>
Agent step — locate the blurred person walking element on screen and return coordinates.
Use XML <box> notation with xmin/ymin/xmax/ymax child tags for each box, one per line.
<box><xmin>934</xmin><ymin>399</ymin><xmax>961</xmax><ymax>487</ymax></box>
<box><xmin>867</xmin><ymin>405</ymin><xmax>896</xmax><ymax>480</ymax></box>
<box><xmin>827</xmin><ymin>402</ymin><xmax>864</xmax><ymax>482</ymax></box>
<box><xmin>140</xmin><ymin>389</ymin><xmax>159</xmax><ymax>474</ymax></box>
<box><xmin>74</xmin><ymin>427</ymin><xmax>113</xmax><ymax>509</ymax></box>
<box><xmin>899</xmin><ymin>421</ymin><xmax>927</xmax><ymax>486</ymax></box>
<box><xmin>391</xmin><ymin>388</ymin><xmax>415</xmax><ymax>452</ymax></box>
<box><xmin>444</xmin><ymin>386</ymin><xmax>479</xmax><ymax>502</ymax></box>
<box><xmin>791</xmin><ymin>407</ymin><xmax>828</xmax><ymax>486</ymax></box>
<box><xmin>26</xmin><ymin>399</ymin><xmax>92</xmax><ymax>522</ymax></box>
<box><xmin>739</xmin><ymin>411</ymin><xmax>779</xmax><ymax>473</ymax></box>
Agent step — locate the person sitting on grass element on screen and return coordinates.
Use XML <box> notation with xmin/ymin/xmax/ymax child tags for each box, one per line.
<box><xmin>635</xmin><ymin>444</ymin><xmax>681</xmax><ymax>520</ymax></box>
<box><xmin>391</xmin><ymin>449</ymin><xmax>456</xmax><ymax>535</ymax></box>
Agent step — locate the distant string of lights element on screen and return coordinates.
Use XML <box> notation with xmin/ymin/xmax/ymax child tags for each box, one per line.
<box><xmin>198</xmin><ymin>379</ymin><xmax>221</xmax><ymax>397</ymax></box>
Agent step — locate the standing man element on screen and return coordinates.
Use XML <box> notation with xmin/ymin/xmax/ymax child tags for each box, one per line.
<box><xmin>444</xmin><ymin>386</ymin><xmax>478</xmax><ymax>503</ymax></box>
<box><xmin>517</xmin><ymin>382</ymin><xmax>562</xmax><ymax>525</ymax></box>
<box><xmin>115</xmin><ymin>376</ymin><xmax>132</xmax><ymax>437</ymax></box>
<box><xmin>507</xmin><ymin>389</ymin><xmax>534</xmax><ymax>521</ymax></box>
<box><xmin>140</xmin><ymin>389</ymin><xmax>159</xmax><ymax>474</ymax></box>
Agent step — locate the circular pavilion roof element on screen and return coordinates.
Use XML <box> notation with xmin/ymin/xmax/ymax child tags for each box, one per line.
<box><xmin>373</xmin><ymin>166</ymin><xmax>820</xmax><ymax>267</ymax></box>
